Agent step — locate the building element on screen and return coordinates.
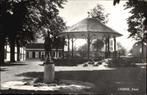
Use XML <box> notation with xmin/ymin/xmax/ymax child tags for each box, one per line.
<box><xmin>4</xmin><ymin>44</ymin><xmax>26</xmax><ymax>62</ymax></box>
<box><xmin>26</xmin><ymin>43</ymin><xmax>63</xmax><ymax>60</ymax></box>
<box><xmin>26</xmin><ymin>43</ymin><xmax>45</xmax><ymax>59</ymax></box>
<box><xmin>4</xmin><ymin>42</ymin><xmax>63</xmax><ymax>62</ymax></box>
<box><xmin>60</xmin><ymin>18</ymin><xmax>122</xmax><ymax>59</ymax></box>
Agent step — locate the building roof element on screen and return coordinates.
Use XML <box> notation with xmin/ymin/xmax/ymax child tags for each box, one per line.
<box><xmin>60</xmin><ymin>18</ymin><xmax>122</xmax><ymax>39</ymax></box>
<box><xmin>26</xmin><ymin>43</ymin><xmax>63</xmax><ymax>50</ymax></box>
<box><xmin>26</xmin><ymin>43</ymin><xmax>44</xmax><ymax>49</ymax></box>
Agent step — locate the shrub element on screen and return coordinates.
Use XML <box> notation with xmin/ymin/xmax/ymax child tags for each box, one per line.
<box><xmin>54</xmin><ymin>58</ymin><xmax>89</xmax><ymax>66</ymax></box>
<box><xmin>107</xmin><ymin>57</ymin><xmax>137</xmax><ymax>67</ymax></box>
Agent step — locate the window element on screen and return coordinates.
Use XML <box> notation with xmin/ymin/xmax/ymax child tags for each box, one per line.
<box><xmin>32</xmin><ymin>51</ymin><xmax>35</xmax><ymax>58</ymax></box>
<box><xmin>4</xmin><ymin>49</ymin><xmax>7</xmax><ymax>59</ymax></box>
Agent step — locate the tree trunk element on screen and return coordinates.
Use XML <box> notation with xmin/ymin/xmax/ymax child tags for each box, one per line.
<box><xmin>17</xmin><ymin>43</ymin><xmax>20</xmax><ymax>61</ymax></box>
<box><xmin>62</xmin><ymin>46</ymin><xmax>64</xmax><ymax>59</ymax></box>
<box><xmin>0</xmin><ymin>38</ymin><xmax>5</xmax><ymax>65</ymax></box>
<box><xmin>10</xmin><ymin>41</ymin><xmax>15</xmax><ymax>62</ymax></box>
<box><xmin>141</xmin><ymin>41</ymin><xmax>144</xmax><ymax>62</ymax></box>
<box><xmin>56</xmin><ymin>48</ymin><xmax>58</xmax><ymax>59</ymax></box>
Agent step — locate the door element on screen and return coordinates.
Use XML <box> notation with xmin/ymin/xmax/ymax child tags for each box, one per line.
<box><xmin>32</xmin><ymin>51</ymin><xmax>35</xmax><ymax>58</ymax></box>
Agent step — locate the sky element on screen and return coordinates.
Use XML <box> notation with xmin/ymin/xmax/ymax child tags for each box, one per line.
<box><xmin>58</xmin><ymin>0</ymin><xmax>136</xmax><ymax>51</ymax></box>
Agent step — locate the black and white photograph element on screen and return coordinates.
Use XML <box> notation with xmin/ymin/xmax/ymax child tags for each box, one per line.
<box><xmin>0</xmin><ymin>0</ymin><xmax>146</xmax><ymax>94</ymax></box>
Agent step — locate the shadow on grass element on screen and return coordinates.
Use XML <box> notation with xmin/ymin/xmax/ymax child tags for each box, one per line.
<box><xmin>0</xmin><ymin>68</ymin><xmax>8</xmax><ymax>72</ymax></box>
<box><xmin>16</xmin><ymin>72</ymin><xmax>43</xmax><ymax>79</ymax></box>
<box><xmin>0</xmin><ymin>89</ymin><xmax>60</xmax><ymax>94</ymax></box>
<box><xmin>15</xmin><ymin>67</ymin><xmax>146</xmax><ymax>94</ymax></box>
<box><xmin>0</xmin><ymin>89</ymin><xmax>94</xmax><ymax>94</ymax></box>
<box><xmin>0</xmin><ymin>62</ymin><xmax>27</xmax><ymax>67</ymax></box>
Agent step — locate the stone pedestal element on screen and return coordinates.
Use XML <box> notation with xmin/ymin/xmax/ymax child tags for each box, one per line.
<box><xmin>44</xmin><ymin>63</ymin><xmax>55</xmax><ymax>84</ymax></box>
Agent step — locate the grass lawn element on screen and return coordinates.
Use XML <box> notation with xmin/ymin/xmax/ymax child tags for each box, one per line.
<box><xmin>55</xmin><ymin>67</ymin><xmax>146</xmax><ymax>95</ymax></box>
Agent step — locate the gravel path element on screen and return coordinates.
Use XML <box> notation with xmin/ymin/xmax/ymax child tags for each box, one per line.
<box><xmin>0</xmin><ymin>60</ymin><xmax>146</xmax><ymax>94</ymax></box>
<box><xmin>0</xmin><ymin>60</ymin><xmax>113</xmax><ymax>83</ymax></box>
<box><xmin>1</xmin><ymin>60</ymin><xmax>44</xmax><ymax>83</ymax></box>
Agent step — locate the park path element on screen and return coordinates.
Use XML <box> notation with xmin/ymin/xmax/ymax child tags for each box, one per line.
<box><xmin>0</xmin><ymin>60</ymin><xmax>114</xmax><ymax>83</ymax></box>
<box><xmin>0</xmin><ymin>60</ymin><xmax>44</xmax><ymax>83</ymax></box>
<box><xmin>0</xmin><ymin>60</ymin><xmax>146</xmax><ymax>94</ymax></box>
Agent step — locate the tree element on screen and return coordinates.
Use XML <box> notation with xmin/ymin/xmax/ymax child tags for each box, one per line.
<box><xmin>78</xmin><ymin>44</ymin><xmax>88</xmax><ymax>58</ymax></box>
<box><xmin>40</xmin><ymin>15</ymin><xmax>66</xmax><ymax>62</ymax></box>
<box><xmin>117</xmin><ymin>42</ymin><xmax>127</xmax><ymax>56</ymax></box>
<box><xmin>88</xmin><ymin>4</ymin><xmax>109</xmax><ymax>24</ymax></box>
<box><xmin>0</xmin><ymin>0</ymin><xmax>17</xmax><ymax>63</ymax></box>
<box><xmin>113</xmin><ymin>0</ymin><xmax>147</xmax><ymax>43</ymax></box>
<box><xmin>0</xmin><ymin>0</ymin><xmax>66</xmax><ymax>64</ymax></box>
<box><xmin>29</xmin><ymin>0</ymin><xmax>67</xmax><ymax>83</ymax></box>
<box><xmin>1</xmin><ymin>0</ymin><xmax>67</xmax><ymax>84</ymax></box>
<box><xmin>123</xmin><ymin>0</ymin><xmax>147</xmax><ymax>61</ymax></box>
<box><xmin>113</xmin><ymin>0</ymin><xmax>147</xmax><ymax>62</ymax></box>
<box><xmin>92</xmin><ymin>39</ymin><xmax>104</xmax><ymax>51</ymax></box>
<box><xmin>47</xmin><ymin>16</ymin><xmax>66</xmax><ymax>55</ymax></box>
<box><xmin>0</xmin><ymin>0</ymin><xmax>37</xmax><ymax>63</ymax></box>
<box><xmin>113</xmin><ymin>0</ymin><xmax>120</xmax><ymax>5</ymax></box>
<box><xmin>87</xmin><ymin>4</ymin><xmax>109</xmax><ymax>58</ymax></box>
<box><xmin>0</xmin><ymin>36</ymin><xmax>5</xmax><ymax>64</ymax></box>
<box><xmin>124</xmin><ymin>0</ymin><xmax>147</xmax><ymax>43</ymax></box>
